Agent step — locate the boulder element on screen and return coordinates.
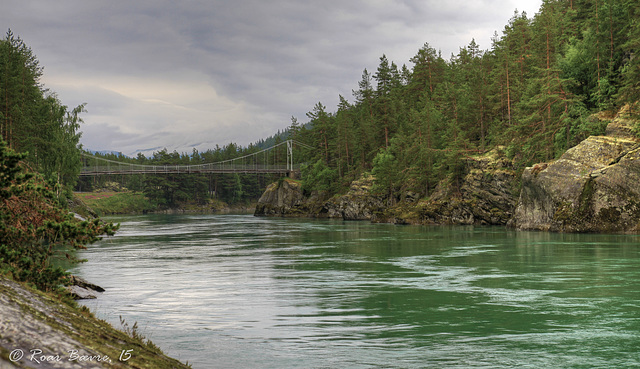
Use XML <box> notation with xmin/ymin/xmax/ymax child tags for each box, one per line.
<box><xmin>68</xmin><ymin>275</ymin><xmax>105</xmax><ymax>292</ymax></box>
<box><xmin>512</xmin><ymin>107</ymin><xmax>640</xmax><ymax>232</ymax></box>
<box><xmin>65</xmin><ymin>275</ymin><xmax>104</xmax><ymax>300</ymax></box>
<box><xmin>254</xmin><ymin>178</ymin><xmax>304</xmax><ymax>216</ymax></box>
<box><xmin>66</xmin><ymin>285</ymin><xmax>99</xmax><ymax>300</ymax></box>
<box><xmin>254</xmin><ymin>178</ymin><xmax>329</xmax><ymax>217</ymax></box>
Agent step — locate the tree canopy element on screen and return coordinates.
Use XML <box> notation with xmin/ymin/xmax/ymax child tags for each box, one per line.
<box><xmin>0</xmin><ymin>30</ymin><xmax>84</xmax><ymax>195</ymax></box>
<box><xmin>288</xmin><ymin>0</ymin><xmax>639</xmax><ymax>199</ymax></box>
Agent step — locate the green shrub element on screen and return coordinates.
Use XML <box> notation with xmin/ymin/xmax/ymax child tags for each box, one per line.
<box><xmin>0</xmin><ymin>140</ymin><xmax>118</xmax><ymax>291</ymax></box>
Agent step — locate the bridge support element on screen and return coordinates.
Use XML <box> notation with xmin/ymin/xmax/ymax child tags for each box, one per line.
<box><xmin>286</xmin><ymin>140</ymin><xmax>293</xmax><ymax>172</ymax></box>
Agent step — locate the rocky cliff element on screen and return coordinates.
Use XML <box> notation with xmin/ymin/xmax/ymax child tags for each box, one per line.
<box><xmin>255</xmin><ymin>149</ymin><xmax>518</xmax><ymax>226</ymax></box>
<box><xmin>377</xmin><ymin>147</ymin><xmax>518</xmax><ymax>225</ymax></box>
<box><xmin>511</xmin><ymin>106</ymin><xmax>640</xmax><ymax>232</ymax></box>
<box><xmin>324</xmin><ymin>173</ymin><xmax>386</xmax><ymax>220</ymax></box>
<box><xmin>254</xmin><ymin>175</ymin><xmax>386</xmax><ymax>220</ymax></box>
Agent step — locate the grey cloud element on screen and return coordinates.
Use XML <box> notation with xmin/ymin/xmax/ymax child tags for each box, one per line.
<box><xmin>2</xmin><ymin>0</ymin><xmax>541</xmax><ymax>156</ymax></box>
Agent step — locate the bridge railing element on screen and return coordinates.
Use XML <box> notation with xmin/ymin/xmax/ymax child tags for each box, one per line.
<box><xmin>79</xmin><ymin>163</ymin><xmax>302</xmax><ymax>176</ymax></box>
<box><xmin>79</xmin><ymin>139</ymin><xmax>313</xmax><ymax>176</ymax></box>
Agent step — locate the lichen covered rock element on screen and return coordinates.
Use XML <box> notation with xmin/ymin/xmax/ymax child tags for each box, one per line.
<box><xmin>325</xmin><ymin>173</ymin><xmax>385</xmax><ymax>220</ymax></box>
<box><xmin>254</xmin><ymin>178</ymin><xmax>305</xmax><ymax>216</ymax></box>
<box><xmin>0</xmin><ymin>276</ymin><xmax>190</xmax><ymax>368</ymax></box>
<box><xmin>414</xmin><ymin>147</ymin><xmax>518</xmax><ymax>225</ymax></box>
<box><xmin>254</xmin><ymin>178</ymin><xmax>329</xmax><ymax>217</ymax></box>
<box><xmin>512</xmin><ymin>108</ymin><xmax>640</xmax><ymax>232</ymax></box>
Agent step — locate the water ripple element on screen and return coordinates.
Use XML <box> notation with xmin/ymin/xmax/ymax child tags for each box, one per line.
<box><xmin>76</xmin><ymin>215</ymin><xmax>640</xmax><ymax>369</ymax></box>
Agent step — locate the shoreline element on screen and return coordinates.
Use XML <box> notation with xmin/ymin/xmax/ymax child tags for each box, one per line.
<box><xmin>0</xmin><ymin>276</ymin><xmax>191</xmax><ymax>368</ymax></box>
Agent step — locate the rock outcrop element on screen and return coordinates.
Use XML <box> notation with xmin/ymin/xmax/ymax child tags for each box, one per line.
<box><xmin>511</xmin><ymin>107</ymin><xmax>640</xmax><ymax>232</ymax></box>
<box><xmin>0</xmin><ymin>276</ymin><xmax>190</xmax><ymax>368</ymax></box>
<box><xmin>254</xmin><ymin>178</ymin><xmax>304</xmax><ymax>216</ymax></box>
<box><xmin>404</xmin><ymin>147</ymin><xmax>518</xmax><ymax>225</ymax></box>
<box><xmin>254</xmin><ymin>178</ymin><xmax>328</xmax><ymax>217</ymax></box>
<box><xmin>255</xmin><ymin>149</ymin><xmax>519</xmax><ymax>226</ymax></box>
<box><xmin>254</xmin><ymin>175</ymin><xmax>385</xmax><ymax>220</ymax></box>
<box><xmin>65</xmin><ymin>276</ymin><xmax>105</xmax><ymax>300</ymax></box>
<box><xmin>325</xmin><ymin>173</ymin><xmax>385</xmax><ymax>220</ymax></box>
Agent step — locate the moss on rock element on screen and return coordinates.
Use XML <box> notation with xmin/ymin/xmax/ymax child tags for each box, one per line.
<box><xmin>512</xmin><ymin>106</ymin><xmax>640</xmax><ymax>233</ymax></box>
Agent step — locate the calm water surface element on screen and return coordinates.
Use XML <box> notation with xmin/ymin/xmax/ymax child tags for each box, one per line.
<box><xmin>73</xmin><ymin>214</ymin><xmax>640</xmax><ymax>368</ymax></box>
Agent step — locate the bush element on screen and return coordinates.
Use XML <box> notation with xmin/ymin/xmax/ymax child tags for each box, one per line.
<box><xmin>0</xmin><ymin>140</ymin><xmax>118</xmax><ymax>291</ymax></box>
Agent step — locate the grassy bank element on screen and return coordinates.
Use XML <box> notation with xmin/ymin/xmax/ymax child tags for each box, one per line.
<box><xmin>74</xmin><ymin>192</ymin><xmax>155</xmax><ymax>216</ymax></box>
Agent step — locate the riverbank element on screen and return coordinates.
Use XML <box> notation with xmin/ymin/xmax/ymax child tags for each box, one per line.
<box><xmin>0</xmin><ymin>275</ymin><xmax>191</xmax><ymax>368</ymax></box>
<box><xmin>253</xmin><ymin>148</ymin><xmax>518</xmax><ymax>226</ymax></box>
<box><xmin>255</xmin><ymin>107</ymin><xmax>640</xmax><ymax>233</ymax></box>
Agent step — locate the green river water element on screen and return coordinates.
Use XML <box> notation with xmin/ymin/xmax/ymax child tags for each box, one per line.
<box><xmin>73</xmin><ymin>214</ymin><xmax>640</xmax><ymax>368</ymax></box>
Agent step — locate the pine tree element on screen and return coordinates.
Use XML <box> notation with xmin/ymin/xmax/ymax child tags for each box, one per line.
<box><xmin>335</xmin><ymin>95</ymin><xmax>355</xmax><ymax>177</ymax></box>
<box><xmin>0</xmin><ymin>30</ymin><xmax>43</xmax><ymax>151</ymax></box>
<box><xmin>373</xmin><ymin>55</ymin><xmax>396</xmax><ymax>148</ymax></box>
<box><xmin>408</xmin><ymin>43</ymin><xmax>443</xmax><ymax>104</ymax></box>
<box><xmin>487</xmin><ymin>11</ymin><xmax>533</xmax><ymax>128</ymax></box>
<box><xmin>352</xmin><ymin>69</ymin><xmax>376</xmax><ymax>167</ymax></box>
<box><xmin>618</xmin><ymin>0</ymin><xmax>640</xmax><ymax>104</ymax></box>
<box><xmin>306</xmin><ymin>102</ymin><xmax>333</xmax><ymax>164</ymax></box>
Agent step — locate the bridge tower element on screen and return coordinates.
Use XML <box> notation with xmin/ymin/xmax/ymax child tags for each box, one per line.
<box><xmin>286</xmin><ymin>140</ymin><xmax>297</xmax><ymax>179</ymax></box>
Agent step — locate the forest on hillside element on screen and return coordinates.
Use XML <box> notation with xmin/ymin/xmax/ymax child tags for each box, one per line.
<box><xmin>2</xmin><ymin>0</ymin><xmax>640</xmax><ymax>209</ymax></box>
<box><xmin>291</xmin><ymin>0</ymin><xmax>640</xmax><ymax>200</ymax></box>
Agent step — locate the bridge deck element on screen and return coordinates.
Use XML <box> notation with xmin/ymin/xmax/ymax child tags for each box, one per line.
<box><xmin>79</xmin><ymin>166</ymin><xmax>296</xmax><ymax>176</ymax></box>
<box><xmin>79</xmin><ymin>139</ymin><xmax>311</xmax><ymax>177</ymax></box>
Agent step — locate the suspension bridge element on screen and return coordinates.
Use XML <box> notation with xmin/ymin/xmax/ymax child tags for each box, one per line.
<box><xmin>79</xmin><ymin>140</ymin><xmax>314</xmax><ymax>177</ymax></box>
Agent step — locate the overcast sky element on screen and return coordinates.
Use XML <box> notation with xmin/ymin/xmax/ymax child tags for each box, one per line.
<box><xmin>3</xmin><ymin>0</ymin><xmax>541</xmax><ymax>156</ymax></box>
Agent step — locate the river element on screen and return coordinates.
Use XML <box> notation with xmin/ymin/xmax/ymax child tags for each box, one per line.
<box><xmin>72</xmin><ymin>214</ymin><xmax>640</xmax><ymax>368</ymax></box>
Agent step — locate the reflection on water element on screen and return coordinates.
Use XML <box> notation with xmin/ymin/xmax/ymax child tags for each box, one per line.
<box><xmin>74</xmin><ymin>214</ymin><xmax>640</xmax><ymax>368</ymax></box>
